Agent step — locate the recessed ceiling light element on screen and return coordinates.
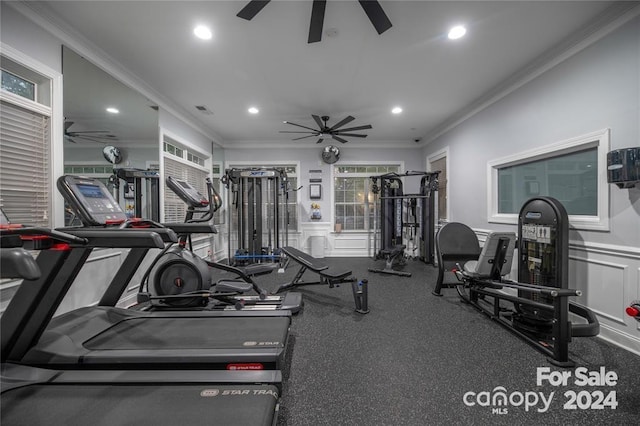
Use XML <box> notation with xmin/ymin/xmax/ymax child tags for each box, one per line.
<box><xmin>248</xmin><ymin>107</ymin><xmax>259</xmax><ymax>114</ymax></box>
<box><xmin>391</xmin><ymin>107</ymin><xmax>403</xmax><ymax>114</ymax></box>
<box><xmin>106</xmin><ymin>107</ymin><xmax>119</xmax><ymax>114</ymax></box>
<box><xmin>448</xmin><ymin>25</ymin><xmax>467</xmax><ymax>40</ymax></box>
<box><xmin>194</xmin><ymin>25</ymin><xmax>212</xmax><ymax>40</ymax></box>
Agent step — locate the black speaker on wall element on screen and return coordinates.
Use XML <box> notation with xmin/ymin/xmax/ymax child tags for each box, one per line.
<box><xmin>607</xmin><ymin>147</ymin><xmax>640</xmax><ymax>189</ymax></box>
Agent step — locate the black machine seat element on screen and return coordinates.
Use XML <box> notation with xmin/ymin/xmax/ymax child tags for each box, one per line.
<box><xmin>0</xmin><ymin>248</ymin><xmax>41</xmax><ymax>280</ymax></box>
<box><xmin>276</xmin><ymin>246</ymin><xmax>355</xmax><ymax>293</ymax></box>
<box><xmin>432</xmin><ymin>222</ymin><xmax>481</xmax><ymax>296</ymax></box>
<box><xmin>462</xmin><ymin>232</ymin><xmax>517</xmax><ymax>279</ymax></box>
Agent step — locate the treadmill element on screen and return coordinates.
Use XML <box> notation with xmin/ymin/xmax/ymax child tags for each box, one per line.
<box><xmin>0</xmin><ymin>236</ymin><xmax>281</xmax><ymax>426</ymax></box>
<box><xmin>1</xmin><ymin>176</ymin><xmax>292</xmax><ymax>371</ymax></box>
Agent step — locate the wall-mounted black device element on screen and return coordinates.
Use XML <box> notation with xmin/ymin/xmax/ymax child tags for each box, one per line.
<box><xmin>607</xmin><ymin>147</ymin><xmax>640</xmax><ymax>188</ymax></box>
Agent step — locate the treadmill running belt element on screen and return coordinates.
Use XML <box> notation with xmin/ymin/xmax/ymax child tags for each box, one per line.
<box><xmin>1</xmin><ymin>383</ymin><xmax>278</xmax><ymax>426</ymax></box>
<box><xmin>84</xmin><ymin>317</ymin><xmax>288</xmax><ymax>349</ymax></box>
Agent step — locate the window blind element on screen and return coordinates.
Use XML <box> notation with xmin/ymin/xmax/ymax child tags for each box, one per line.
<box><xmin>0</xmin><ymin>100</ymin><xmax>50</xmax><ymax>226</ymax></box>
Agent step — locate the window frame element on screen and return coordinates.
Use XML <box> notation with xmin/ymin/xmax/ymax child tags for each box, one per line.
<box><xmin>487</xmin><ymin>128</ymin><xmax>610</xmax><ymax>231</ymax></box>
<box><xmin>0</xmin><ymin>42</ymin><xmax>64</xmax><ymax>228</ymax></box>
<box><xmin>332</xmin><ymin>162</ymin><xmax>404</xmax><ymax>232</ymax></box>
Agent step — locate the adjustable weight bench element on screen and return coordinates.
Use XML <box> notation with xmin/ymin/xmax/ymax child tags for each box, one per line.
<box><xmin>276</xmin><ymin>246</ymin><xmax>356</xmax><ymax>293</ymax></box>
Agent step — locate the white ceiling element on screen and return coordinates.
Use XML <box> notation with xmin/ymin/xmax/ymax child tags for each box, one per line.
<box><xmin>31</xmin><ymin>0</ymin><xmax>630</xmax><ymax>148</ymax></box>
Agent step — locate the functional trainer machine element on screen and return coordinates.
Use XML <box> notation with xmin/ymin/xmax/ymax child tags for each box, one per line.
<box><xmin>152</xmin><ymin>175</ymin><xmax>303</xmax><ymax>312</ymax></box>
<box><xmin>368</xmin><ymin>171</ymin><xmax>439</xmax><ymax>276</ymax></box>
<box><xmin>222</xmin><ymin>168</ymin><xmax>289</xmax><ymax>265</ymax></box>
<box><xmin>438</xmin><ymin>196</ymin><xmax>599</xmax><ymax>366</ymax></box>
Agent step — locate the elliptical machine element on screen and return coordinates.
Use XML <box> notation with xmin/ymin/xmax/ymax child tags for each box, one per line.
<box><xmin>141</xmin><ymin>176</ymin><xmax>302</xmax><ymax>312</ymax></box>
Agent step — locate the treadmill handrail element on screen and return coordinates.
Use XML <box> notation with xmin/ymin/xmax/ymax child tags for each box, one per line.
<box><xmin>58</xmin><ymin>228</ymin><xmax>165</xmax><ymax>249</ymax></box>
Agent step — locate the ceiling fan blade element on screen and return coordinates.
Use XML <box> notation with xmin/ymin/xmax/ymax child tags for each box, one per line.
<box><xmin>316</xmin><ymin>138</ymin><xmax>324</xmax><ymax>144</ymax></box>
<box><xmin>75</xmin><ymin>136</ymin><xmax>111</xmax><ymax>144</ymax></box>
<box><xmin>332</xmin><ymin>135</ymin><xmax>349</xmax><ymax>144</ymax></box>
<box><xmin>334</xmin><ymin>133</ymin><xmax>368</xmax><ymax>138</ymax></box>
<box><xmin>68</xmin><ymin>131</ymin><xmax>114</xmax><ymax>135</ymax></box>
<box><xmin>64</xmin><ymin>121</ymin><xmax>74</xmax><ymax>132</ymax></box>
<box><xmin>237</xmin><ymin>0</ymin><xmax>270</xmax><ymax>20</ymax></box>
<box><xmin>334</xmin><ymin>124</ymin><xmax>372</xmax><ymax>132</ymax></box>
<box><xmin>292</xmin><ymin>135</ymin><xmax>317</xmax><ymax>141</ymax></box>
<box><xmin>308</xmin><ymin>0</ymin><xmax>326</xmax><ymax>44</ymax></box>
<box><xmin>358</xmin><ymin>0</ymin><xmax>392</xmax><ymax>35</ymax></box>
<box><xmin>311</xmin><ymin>114</ymin><xmax>324</xmax><ymax>129</ymax></box>
<box><xmin>329</xmin><ymin>115</ymin><xmax>355</xmax><ymax>131</ymax></box>
<box><xmin>279</xmin><ymin>131</ymin><xmax>316</xmax><ymax>134</ymax></box>
<box><xmin>284</xmin><ymin>121</ymin><xmax>319</xmax><ymax>132</ymax></box>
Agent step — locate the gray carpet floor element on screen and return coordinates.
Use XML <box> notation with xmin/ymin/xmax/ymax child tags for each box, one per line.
<box><xmin>234</xmin><ymin>256</ymin><xmax>640</xmax><ymax>425</ymax></box>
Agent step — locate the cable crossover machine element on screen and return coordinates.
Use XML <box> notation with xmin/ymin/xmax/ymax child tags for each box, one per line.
<box><xmin>222</xmin><ymin>168</ymin><xmax>292</xmax><ymax>266</ymax></box>
<box><xmin>369</xmin><ymin>171</ymin><xmax>440</xmax><ymax>277</ymax></box>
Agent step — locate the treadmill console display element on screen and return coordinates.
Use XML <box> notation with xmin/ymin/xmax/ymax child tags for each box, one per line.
<box><xmin>166</xmin><ymin>176</ymin><xmax>208</xmax><ymax>208</ymax></box>
<box><xmin>58</xmin><ymin>175</ymin><xmax>127</xmax><ymax>226</ymax></box>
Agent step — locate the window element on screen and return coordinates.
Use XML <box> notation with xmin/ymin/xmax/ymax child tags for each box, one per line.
<box><xmin>1</xmin><ymin>69</ymin><xmax>36</xmax><ymax>101</ymax></box>
<box><xmin>488</xmin><ymin>129</ymin><xmax>609</xmax><ymax>230</ymax></box>
<box><xmin>334</xmin><ymin>164</ymin><xmax>400</xmax><ymax>231</ymax></box>
<box><xmin>0</xmin><ymin>54</ymin><xmax>55</xmax><ymax>227</ymax></box>
<box><xmin>162</xmin><ymin>135</ymin><xmax>210</xmax><ymax>224</ymax></box>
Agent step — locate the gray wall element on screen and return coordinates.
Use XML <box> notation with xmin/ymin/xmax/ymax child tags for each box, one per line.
<box><xmin>424</xmin><ymin>16</ymin><xmax>640</xmax><ymax>354</ymax></box>
<box><xmin>225</xmin><ymin>146</ymin><xmax>426</xmax><ymax>223</ymax></box>
<box><xmin>1</xmin><ymin>4</ymin><xmax>62</xmax><ymax>72</ymax></box>
<box><xmin>424</xmin><ymin>16</ymin><xmax>640</xmax><ymax>247</ymax></box>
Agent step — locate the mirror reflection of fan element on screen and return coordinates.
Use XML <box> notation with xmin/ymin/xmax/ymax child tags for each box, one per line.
<box><xmin>64</xmin><ymin>121</ymin><xmax>117</xmax><ymax>144</ymax></box>
<box><xmin>321</xmin><ymin>145</ymin><xmax>340</xmax><ymax>164</ymax></box>
<box><xmin>281</xmin><ymin>115</ymin><xmax>372</xmax><ymax>144</ymax></box>
<box><xmin>102</xmin><ymin>145</ymin><xmax>122</xmax><ymax>164</ymax></box>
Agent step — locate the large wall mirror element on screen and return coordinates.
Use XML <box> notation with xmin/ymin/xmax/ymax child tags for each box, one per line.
<box><xmin>62</xmin><ymin>46</ymin><xmax>159</xmax><ymax>223</ymax></box>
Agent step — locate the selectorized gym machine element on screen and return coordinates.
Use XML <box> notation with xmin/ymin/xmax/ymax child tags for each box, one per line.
<box><xmin>110</xmin><ymin>168</ymin><xmax>160</xmax><ymax>221</ymax></box>
<box><xmin>436</xmin><ymin>196</ymin><xmax>600</xmax><ymax>366</ymax></box>
<box><xmin>222</xmin><ymin>168</ymin><xmax>290</xmax><ymax>265</ymax></box>
<box><xmin>147</xmin><ymin>175</ymin><xmax>303</xmax><ymax>312</ymax></box>
<box><xmin>369</xmin><ymin>171</ymin><xmax>439</xmax><ymax>277</ymax></box>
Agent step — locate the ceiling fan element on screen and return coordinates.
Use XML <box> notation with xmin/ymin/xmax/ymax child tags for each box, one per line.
<box><xmin>237</xmin><ymin>0</ymin><xmax>392</xmax><ymax>43</ymax></box>
<box><xmin>281</xmin><ymin>115</ymin><xmax>372</xmax><ymax>144</ymax></box>
<box><xmin>64</xmin><ymin>121</ymin><xmax>117</xmax><ymax>144</ymax></box>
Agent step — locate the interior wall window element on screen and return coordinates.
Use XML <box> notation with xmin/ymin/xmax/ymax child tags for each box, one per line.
<box><xmin>488</xmin><ymin>129</ymin><xmax>609</xmax><ymax>230</ymax></box>
<box><xmin>334</xmin><ymin>165</ymin><xmax>400</xmax><ymax>231</ymax></box>
<box><xmin>0</xmin><ymin>56</ymin><xmax>53</xmax><ymax>227</ymax></box>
